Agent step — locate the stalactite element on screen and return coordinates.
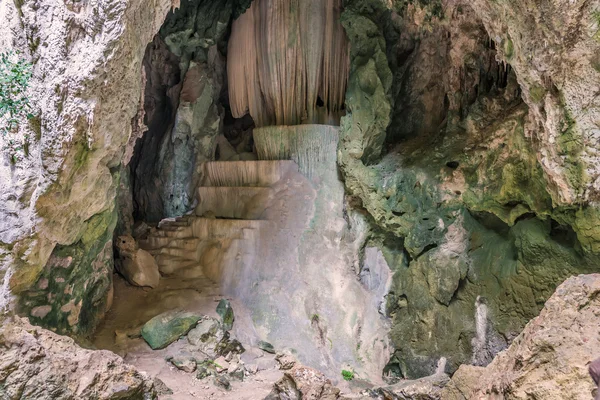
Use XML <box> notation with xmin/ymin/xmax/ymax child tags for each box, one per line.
<box><xmin>254</xmin><ymin>125</ymin><xmax>340</xmax><ymax>179</ymax></box>
<box><xmin>228</xmin><ymin>0</ymin><xmax>349</xmax><ymax>127</ymax></box>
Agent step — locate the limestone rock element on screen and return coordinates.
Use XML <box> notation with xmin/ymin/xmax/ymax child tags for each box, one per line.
<box><xmin>0</xmin><ymin>0</ymin><xmax>172</xmax><ymax>319</ymax></box>
<box><xmin>0</xmin><ymin>317</ymin><xmax>155</xmax><ymax>399</ymax></box>
<box><xmin>214</xmin><ymin>375</ymin><xmax>231</xmax><ymax>391</ymax></box>
<box><xmin>167</xmin><ymin>354</ymin><xmax>197</xmax><ymax>373</ymax></box>
<box><xmin>442</xmin><ymin>274</ymin><xmax>600</xmax><ymax>399</ymax></box>
<box><xmin>116</xmin><ymin>235</ymin><xmax>160</xmax><ymax>288</ymax></box>
<box><xmin>266</xmin><ymin>364</ymin><xmax>341</xmax><ymax>400</ymax></box>
<box><xmin>187</xmin><ymin>316</ymin><xmax>227</xmax><ymax>358</ymax></box>
<box><xmin>141</xmin><ymin>310</ymin><xmax>201</xmax><ymax>350</ymax></box>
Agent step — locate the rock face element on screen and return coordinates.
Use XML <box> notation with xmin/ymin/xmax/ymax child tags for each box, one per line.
<box><xmin>0</xmin><ymin>317</ymin><xmax>156</xmax><ymax>399</ymax></box>
<box><xmin>470</xmin><ymin>0</ymin><xmax>600</xmax><ymax>207</ymax></box>
<box><xmin>338</xmin><ymin>0</ymin><xmax>600</xmax><ymax>378</ymax></box>
<box><xmin>442</xmin><ymin>274</ymin><xmax>600</xmax><ymax>399</ymax></box>
<box><xmin>115</xmin><ymin>235</ymin><xmax>160</xmax><ymax>288</ymax></box>
<box><xmin>0</xmin><ymin>0</ymin><xmax>172</xmax><ymax>336</ymax></box>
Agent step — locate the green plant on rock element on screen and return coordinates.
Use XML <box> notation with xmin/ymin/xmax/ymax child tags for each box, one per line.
<box><xmin>592</xmin><ymin>10</ymin><xmax>600</xmax><ymax>41</ymax></box>
<box><xmin>0</xmin><ymin>51</ymin><xmax>33</xmax><ymax>163</ymax></box>
<box><xmin>341</xmin><ymin>369</ymin><xmax>354</xmax><ymax>381</ymax></box>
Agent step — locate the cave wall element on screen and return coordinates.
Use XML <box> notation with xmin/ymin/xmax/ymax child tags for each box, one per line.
<box><xmin>0</xmin><ymin>0</ymin><xmax>250</xmax><ymax>336</ymax></box>
<box><xmin>0</xmin><ymin>0</ymin><xmax>173</xmax><ymax>334</ymax></box>
<box><xmin>128</xmin><ymin>0</ymin><xmax>251</xmax><ymax>225</ymax></box>
<box><xmin>339</xmin><ymin>0</ymin><xmax>600</xmax><ymax>379</ymax></box>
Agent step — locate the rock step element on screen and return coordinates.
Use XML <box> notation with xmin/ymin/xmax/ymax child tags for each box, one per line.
<box><xmin>139</xmin><ymin>236</ymin><xmax>196</xmax><ymax>251</ymax></box>
<box><xmin>190</xmin><ymin>218</ymin><xmax>269</xmax><ymax>239</ymax></box>
<box><xmin>201</xmin><ymin>160</ymin><xmax>298</xmax><ymax>187</ymax></box>
<box><xmin>155</xmin><ymin>255</ymin><xmax>199</xmax><ymax>275</ymax></box>
<box><xmin>149</xmin><ymin>218</ymin><xmax>268</xmax><ymax>240</ymax></box>
<box><xmin>195</xmin><ymin>187</ymin><xmax>273</xmax><ymax>219</ymax></box>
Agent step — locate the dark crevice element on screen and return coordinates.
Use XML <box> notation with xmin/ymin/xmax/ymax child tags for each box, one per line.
<box><xmin>415</xmin><ymin>243</ymin><xmax>438</xmax><ymax>259</ymax></box>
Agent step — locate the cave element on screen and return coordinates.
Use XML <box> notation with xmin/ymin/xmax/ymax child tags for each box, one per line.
<box><xmin>3</xmin><ymin>0</ymin><xmax>600</xmax><ymax>398</ymax></box>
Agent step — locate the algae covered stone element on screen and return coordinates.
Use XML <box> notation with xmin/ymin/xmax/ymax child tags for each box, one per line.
<box><xmin>141</xmin><ymin>310</ymin><xmax>201</xmax><ymax>350</ymax></box>
<box><xmin>216</xmin><ymin>299</ymin><xmax>234</xmax><ymax>331</ymax></box>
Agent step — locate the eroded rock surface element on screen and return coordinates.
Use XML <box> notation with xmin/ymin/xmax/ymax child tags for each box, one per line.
<box><xmin>442</xmin><ymin>274</ymin><xmax>600</xmax><ymax>399</ymax></box>
<box><xmin>0</xmin><ymin>317</ymin><xmax>156</xmax><ymax>399</ymax></box>
<box><xmin>115</xmin><ymin>235</ymin><xmax>160</xmax><ymax>288</ymax></box>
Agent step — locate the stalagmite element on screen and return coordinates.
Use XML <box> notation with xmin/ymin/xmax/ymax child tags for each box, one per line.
<box><xmin>228</xmin><ymin>0</ymin><xmax>349</xmax><ymax>127</ymax></box>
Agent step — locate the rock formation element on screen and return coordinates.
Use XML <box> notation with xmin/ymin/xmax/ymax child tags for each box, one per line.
<box><xmin>442</xmin><ymin>274</ymin><xmax>600</xmax><ymax>399</ymax></box>
<box><xmin>0</xmin><ymin>317</ymin><xmax>156</xmax><ymax>399</ymax></box>
<box><xmin>0</xmin><ymin>0</ymin><xmax>599</xmax><ymax>397</ymax></box>
<box><xmin>227</xmin><ymin>0</ymin><xmax>349</xmax><ymax>127</ymax></box>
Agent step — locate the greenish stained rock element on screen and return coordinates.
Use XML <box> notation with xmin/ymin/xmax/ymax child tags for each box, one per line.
<box><xmin>258</xmin><ymin>340</ymin><xmax>275</xmax><ymax>354</ymax></box>
<box><xmin>215</xmin><ymin>332</ymin><xmax>245</xmax><ymax>356</ymax></box>
<box><xmin>572</xmin><ymin>206</ymin><xmax>600</xmax><ymax>253</ymax></box>
<box><xmin>19</xmin><ymin>205</ymin><xmax>118</xmax><ymax>337</ymax></box>
<box><xmin>196</xmin><ymin>364</ymin><xmax>214</xmax><ymax>380</ymax></box>
<box><xmin>216</xmin><ymin>299</ymin><xmax>234</xmax><ymax>331</ymax></box>
<box><xmin>461</xmin><ymin>104</ymin><xmax>553</xmax><ymax>225</ymax></box>
<box><xmin>503</xmin><ymin>37</ymin><xmax>514</xmax><ymax>59</ymax></box>
<box><xmin>141</xmin><ymin>310</ymin><xmax>201</xmax><ymax>350</ymax></box>
<box><xmin>528</xmin><ymin>84</ymin><xmax>546</xmax><ymax>103</ymax></box>
<box><xmin>386</xmin><ymin>211</ymin><xmax>599</xmax><ymax>379</ymax></box>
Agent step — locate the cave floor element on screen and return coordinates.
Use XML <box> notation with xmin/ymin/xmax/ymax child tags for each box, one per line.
<box><xmin>93</xmin><ymin>274</ymin><xmax>284</xmax><ymax>399</ymax></box>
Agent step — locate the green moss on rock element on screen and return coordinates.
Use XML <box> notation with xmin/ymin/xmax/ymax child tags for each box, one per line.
<box><xmin>19</xmin><ymin>206</ymin><xmax>117</xmax><ymax>337</ymax></box>
<box><xmin>141</xmin><ymin>310</ymin><xmax>201</xmax><ymax>350</ymax></box>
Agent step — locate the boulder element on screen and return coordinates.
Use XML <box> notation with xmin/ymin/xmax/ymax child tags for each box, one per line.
<box><xmin>115</xmin><ymin>235</ymin><xmax>160</xmax><ymax>288</ymax></box>
<box><xmin>0</xmin><ymin>317</ymin><xmax>156</xmax><ymax>399</ymax></box>
<box><xmin>141</xmin><ymin>310</ymin><xmax>201</xmax><ymax>350</ymax></box>
<box><xmin>442</xmin><ymin>274</ymin><xmax>600</xmax><ymax>400</ymax></box>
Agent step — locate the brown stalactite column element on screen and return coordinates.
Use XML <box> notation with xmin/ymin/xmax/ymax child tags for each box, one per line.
<box><xmin>227</xmin><ymin>0</ymin><xmax>349</xmax><ymax>127</ymax></box>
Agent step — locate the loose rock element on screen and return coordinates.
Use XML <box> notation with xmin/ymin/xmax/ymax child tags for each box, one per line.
<box><xmin>141</xmin><ymin>310</ymin><xmax>201</xmax><ymax>350</ymax></box>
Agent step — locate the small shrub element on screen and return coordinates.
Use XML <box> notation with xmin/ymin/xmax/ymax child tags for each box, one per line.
<box><xmin>0</xmin><ymin>51</ymin><xmax>33</xmax><ymax>163</ymax></box>
<box><xmin>341</xmin><ymin>369</ymin><xmax>354</xmax><ymax>381</ymax></box>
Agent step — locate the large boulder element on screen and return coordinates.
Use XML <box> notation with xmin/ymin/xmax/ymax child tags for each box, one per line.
<box><xmin>141</xmin><ymin>310</ymin><xmax>201</xmax><ymax>350</ymax></box>
<box><xmin>442</xmin><ymin>274</ymin><xmax>600</xmax><ymax>399</ymax></box>
<box><xmin>0</xmin><ymin>317</ymin><xmax>156</xmax><ymax>399</ymax></box>
<box><xmin>115</xmin><ymin>235</ymin><xmax>160</xmax><ymax>288</ymax></box>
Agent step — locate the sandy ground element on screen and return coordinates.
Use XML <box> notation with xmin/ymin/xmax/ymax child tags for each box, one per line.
<box><xmin>94</xmin><ymin>275</ymin><xmax>285</xmax><ymax>399</ymax></box>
